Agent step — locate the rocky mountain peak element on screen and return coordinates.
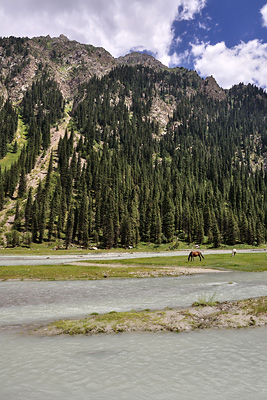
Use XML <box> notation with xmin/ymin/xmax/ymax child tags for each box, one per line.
<box><xmin>117</xmin><ymin>51</ymin><xmax>165</xmax><ymax>70</ymax></box>
<box><xmin>201</xmin><ymin>75</ymin><xmax>226</xmax><ymax>101</ymax></box>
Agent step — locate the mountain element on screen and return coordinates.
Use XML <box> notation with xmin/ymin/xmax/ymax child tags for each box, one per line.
<box><xmin>0</xmin><ymin>34</ymin><xmax>226</xmax><ymax>102</ymax></box>
<box><xmin>0</xmin><ymin>34</ymin><xmax>167</xmax><ymax>103</ymax></box>
<box><xmin>1</xmin><ymin>35</ymin><xmax>267</xmax><ymax>249</ymax></box>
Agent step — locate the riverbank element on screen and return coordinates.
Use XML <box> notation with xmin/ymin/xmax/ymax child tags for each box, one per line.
<box><xmin>2</xmin><ymin>251</ymin><xmax>267</xmax><ymax>280</ymax></box>
<box><xmin>33</xmin><ymin>296</ymin><xmax>267</xmax><ymax>336</ymax></box>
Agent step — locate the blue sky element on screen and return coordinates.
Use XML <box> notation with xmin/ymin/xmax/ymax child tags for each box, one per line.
<box><xmin>1</xmin><ymin>1</ymin><xmax>267</xmax><ymax>89</ymax></box>
<box><xmin>168</xmin><ymin>0</ymin><xmax>267</xmax><ymax>88</ymax></box>
<box><xmin>173</xmin><ymin>0</ymin><xmax>266</xmax><ymax>52</ymax></box>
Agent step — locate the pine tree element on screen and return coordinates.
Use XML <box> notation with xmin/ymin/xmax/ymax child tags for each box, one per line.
<box><xmin>103</xmin><ymin>216</ymin><xmax>114</xmax><ymax>248</ymax></box>
<box><xmin>45</xmin><ymin>153</ymin><xmax>53</xmax><ymax>191</ymax></box>
<box><xmin>120</xmin><ymin>214</ymin><xmax>133</xmax><ymax>248</ymax></box>
<box><xmin>227</xmin><ymin>211</ymin><xmax>239</xmax><ymax>245</ymax></box>
<box><xmin>102</xmin><ymin>191</ymin><xmax>115</xmax><ymax>248</ymax></box>
<box><xmin>195</xmin><ymin>211</ymin><xmax>204</xmax><ymax>244</ymax></box>
<box><xmin>13</xmin><ymin>200</ymin><xmax>22</xmax><ymax>231</ymax></box>
<box><xmin>24</xmin><ymin>187</ymin><xmax>33</xmax><ymax>231</ymax></box>
<box><xmin>65</xmin><ymin>207</ymin><xmax>74</xmax><ymax>249</ymax></box>
<box><xmin>31</xmin><ymin>201</ymin><xmax>38</xmax><ymax>242</ymax></box>
<box><xmin>0</xmin><ymin>174</ymin><xmax>4</xmax><ymax>211</ymax></box>
<box><xmin>113</xmin><ymin>204</ymin><xmax>120</xmax><ymax>248</ymax></box>
<box><xmin>162</xmin><ymin>189</ymin><xmax>175</xmax><ymax>242</ymax></box>
<box><xmin>212</xmin><ymin>219</ymin><xmax>221</xmax><ymax>248</ymax></box>
<box><xmin>78</xmin><ymin>182</ymin><xmax>89</xmax><ymax>248</ymax></box>
<box><xmin>150</xmin><ymin>201</ymin><xmax>162</xmax><ymax>244</ymax></box>
<box><xmin>129</xmin><ymin>188</ymin><xmax>140</xmax><ymax>246</ymax></box>
<box><xmin>18</xmin><ymin>167</ymin><xmax>27</xmax><ymax>198</ymax></box>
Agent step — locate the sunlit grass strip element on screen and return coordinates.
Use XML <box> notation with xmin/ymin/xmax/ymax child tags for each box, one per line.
<box><xmin>52</xmin><ymin>310</ymin><xmax>162</xmax><ymax>335</ymax></box>
<box><xmin>0</xmin><ymin>117</ymin><xmax>27</xmax><ymax>169</ymax></box>
<box><xmin>0</xmin><ymin>264</ymin><xmax>174</xmax><ymax>280</ymax></box>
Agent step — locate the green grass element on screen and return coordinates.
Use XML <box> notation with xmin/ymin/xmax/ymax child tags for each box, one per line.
<box><xmin>0</xmin><ymin>117</ymin><xmax>27</xmax><ymax>170</ymax></box>
<box><xmin>199</xmin><ymin>253</ymin><xmax>267</xmax><ymax>272</ymax></box>
<box><xmin>0</xmin><ymin>264</ymin><xmax>167</xmax><ymax>280</ymax></box>
<box><xmin>92</xmin><ymin>253</ymin><xmax>267</xmax><ymax>272</ymax></box>
<box><xmin>192</xmin><ymin>292</ymin><xmax>218</xmax><ymax>307</ymax></box>
<box><xmin>0</xmin><ymin>242</ymin><xmax>100</xmax><ymax>255</ymax></box>
<box><xmin>51</xmin><ymin>309</ymin><xmax>164</xmax><ymax>335</ymax></box>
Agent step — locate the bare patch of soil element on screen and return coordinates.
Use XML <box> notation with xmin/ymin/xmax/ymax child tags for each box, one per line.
<box><xmin>26</xmin><ymin>115</ymin><xmax>71</xmax><ymax>191</ymax></box>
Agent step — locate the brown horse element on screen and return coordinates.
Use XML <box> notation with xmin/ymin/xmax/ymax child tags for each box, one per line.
<box><xmin>188</xmin><ymin>251</ymin><xmax>204</xmax><ymax>261</ymax></box>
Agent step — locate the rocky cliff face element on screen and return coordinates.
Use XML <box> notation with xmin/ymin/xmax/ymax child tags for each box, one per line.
<box><xmin>201</xmin><ymin>75</ymin><xmax>226</xmax><ymax>101</ymax></box>
<box><xmin>0</xmin><ymin>35</ymin><xmax>117</xmax><ymax>102</ymax></box>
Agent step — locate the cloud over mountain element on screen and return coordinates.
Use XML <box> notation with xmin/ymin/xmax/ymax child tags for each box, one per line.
<box><xmin>1</xmin><ymin>1</ymin><xmax>267</xmax><ymax>89</ymax></box>
<box><xmin>0</xmin><ymin>0</ymin><xmax>206</xmax><ymax>66</ymax></box>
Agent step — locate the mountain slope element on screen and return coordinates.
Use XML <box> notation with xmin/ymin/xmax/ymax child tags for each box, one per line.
<box><xmin>0</xmin><ymin>35</ymin><xmax>267</xmax><ymax>249</ymax></box>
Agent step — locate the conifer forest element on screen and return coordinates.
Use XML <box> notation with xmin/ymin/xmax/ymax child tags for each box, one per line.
<box><xmin>1</xmin><ymin>36</ymin><xmax>267</xmax><ymax>249</ymax></box>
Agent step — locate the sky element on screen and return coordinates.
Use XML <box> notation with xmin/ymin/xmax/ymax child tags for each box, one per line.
<box><xmin>1</xmin><ymin>0</ymin><xmax>267</xmax><ymax>89</ymax></box>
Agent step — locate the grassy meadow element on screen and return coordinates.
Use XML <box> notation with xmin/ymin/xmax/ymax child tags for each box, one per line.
<box><xmin>99</xmin><ymin>252</ymin><xmax>267</xmax><ymax>272</ymax></box>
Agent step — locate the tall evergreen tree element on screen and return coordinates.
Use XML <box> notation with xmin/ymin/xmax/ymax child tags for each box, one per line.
<box><xmin>162</xmin><ymin>189</ymin><xmax>175</xmax><ymax>242</ymax></box>
<box><xmin>0</xmin><ymin>174</ymin><xmax>4</xmax><ymax>211</ymax></box>
<box><xmin>24</xmin><ymin>187</ymin><xmax>33</xmax><ymax>231</ymax></box>
<box><xmin>18</xmin><ymin>168</ymin><xmax>27</xmax><ymax>198</ymax></box>
<box><xmin>65</xmin><ymin>207</ymin><xmax>74</xmax><ymax>249</ymax></box>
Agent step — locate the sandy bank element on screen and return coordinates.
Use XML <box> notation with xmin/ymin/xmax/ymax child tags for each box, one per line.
<box><xmin>67</xmin><ymin>262</ymin><xmax>224</xmax><ymax>277</ymax></box>
<box><xmin>33</xmin><ymin>296</ymin><xmax>267</xmax><ymax>336</ymax></box>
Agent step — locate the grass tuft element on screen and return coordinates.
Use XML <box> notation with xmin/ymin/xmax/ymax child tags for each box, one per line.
<box><xmin>192</xmin><ymin>292</ymin><xmax>218</xmax><ymax>307</ymax></box>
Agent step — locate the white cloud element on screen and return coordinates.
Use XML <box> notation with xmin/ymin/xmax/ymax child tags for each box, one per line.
<box><xmin>191</xmin><ymin>40</ymin><xmax>267</xmax><ymax>89</ymax></box>
<box><xmin>260</xmin><ymin>3</ymin><xmax>267</xmax><ymax>27</ymax></box>
<box><xmin>177</xmin><ymin>0</ymin><xmax>207</xmax><ymax>20</ymax></box>
<box><xmin>0</xmin><ymin>0</ymin><xmax>207</xmax><ymax>64</ymax></box>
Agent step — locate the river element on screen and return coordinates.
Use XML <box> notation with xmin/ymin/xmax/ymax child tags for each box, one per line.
<box><xmin>1</xmin><ymin>270</ymin><xmax>267</xmax><ymax>399</ymax></box>
<box><xmin>1</xmin><ymin>328</ymin><xmax>267</xmax><ymax>400</ymax></box>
